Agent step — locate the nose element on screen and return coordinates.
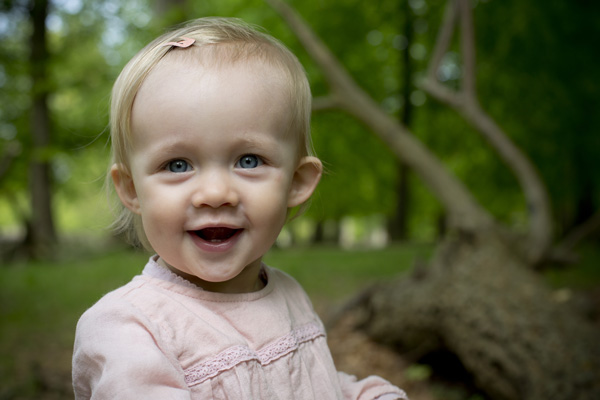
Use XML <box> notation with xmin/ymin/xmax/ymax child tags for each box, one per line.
<box><xmin>191</xmin><ymin>169</ymin><xmax>239</xmax><ymax>209</ymax></box>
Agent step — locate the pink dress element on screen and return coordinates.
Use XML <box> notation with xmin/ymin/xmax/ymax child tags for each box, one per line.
<box><xmin>72</xmin><ymin>256</ymin><xmax>408</xmax><ymax>400</ymax></box>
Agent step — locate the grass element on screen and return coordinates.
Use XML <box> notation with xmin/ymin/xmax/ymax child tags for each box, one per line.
<box><xmin>265</xmin><ymin>244</ymin><xmax>433</xmax><ymax>306</ymax></box>
<box><xmin>0</xmin><ymin>241</ymin><xmax>598</xmax><ymax>399</ymax></box>
<box><xmin>0</xmin><ymin>248</ymin><xmax>148</xmax><ymax>399</ymax></box>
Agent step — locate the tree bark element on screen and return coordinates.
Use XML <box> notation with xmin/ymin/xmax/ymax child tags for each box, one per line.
<box><xmin>28</xmin><ymin>0</ymin><xmax>56</xmax><ymax>259</ymax></box>
<box><xmin>354</xmin><ymin>232</ymin><xmax>600</xmax><ymax>400</ymax></box>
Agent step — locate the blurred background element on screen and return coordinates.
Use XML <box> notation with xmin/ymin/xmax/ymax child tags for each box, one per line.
<box><xmin>1</xmin><ymin>0</ymin><xmax>599</xmax><ymax>399</ymax></box>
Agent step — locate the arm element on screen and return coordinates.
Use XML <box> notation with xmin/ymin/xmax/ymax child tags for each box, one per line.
<box><xmin>337</xmin><ymin>371</ymin><xmax>409</xmax><ymax>400</ymax></box>
<box><xmin>72</xmin><ymin>299</ymin><xmax>190</xmax><ymax>400</ymax></box>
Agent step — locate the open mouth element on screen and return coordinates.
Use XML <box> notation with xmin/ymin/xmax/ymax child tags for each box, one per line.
<box><xmin>193</xmin><ymin>227</ymin><xmax>241</xmax><ymax>243</ymax></box>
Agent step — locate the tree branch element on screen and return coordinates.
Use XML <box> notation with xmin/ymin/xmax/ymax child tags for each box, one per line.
<box><xmin>426</xmin><ymin>0</ymin><xmax>458</xmax><ymax>84</ymax></box>
<box><xmin>420</xmin><ymin>0</ymin><xmax>553</xmax><ymax>263</ymax></box>
<box><xmin>266</xmin><ymin>0</ymin><xmax>493</xmax><ymax>232</ymax></box>
<box><xmin>457</xmin><ymin>0</ymin><xmax>476</xmax><ymax>100</ymax></box>
<box><xmin>312</xmin><ymin>95</ymin><xmax>340</xmax><ymax>112</ymax></box>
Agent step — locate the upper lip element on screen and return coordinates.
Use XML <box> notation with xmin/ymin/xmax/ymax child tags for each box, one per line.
<box><xmin>187</xmin><ymin>222</ymin><xmax>243</xmax><ymax>231</ymax></box>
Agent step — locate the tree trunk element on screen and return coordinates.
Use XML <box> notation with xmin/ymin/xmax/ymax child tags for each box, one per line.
<box><xmin>388</xmin><ymin>162</ymin><xmax>410</xmax><ymax>241</ymax></box>
<box><xmin>351</xmin><ymin>231</ymin><xmax>600</xmax><ymax>399</ymax></box>
<box><xmin>313</xmin><ymin>220</ymin><xmax>325</xmax><ymax>244</ymax></box>
<box><xmin>388</xmin><ymin>0</ymin><xmax>414</xmax><ymax>242</ymax></box>
<box><xmin>28</xmin><ymin>0</ymin><xmax>56</xmax><ymax>259</ymax></box>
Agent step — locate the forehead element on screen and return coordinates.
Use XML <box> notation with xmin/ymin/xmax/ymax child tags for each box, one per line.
<box><xmin>135</xmin><ymin>46</ymin><xmax>292</xmax><ymax>112</ymax></box>
<box><xmin>129</xmin><ymin>50</ymin><xmax>296</xmax><ymax>151</ymax></box>
<box><xmin>151</xmin><ymin>43</ymin><xmax>292</xmax><ymax>90</ymax></box>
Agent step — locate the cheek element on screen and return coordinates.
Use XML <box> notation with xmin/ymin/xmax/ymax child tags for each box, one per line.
<box><xmin>137</xmin><ymin>184</ymin><xmax>183</xmax><ymax>225</ymax></box>
<box><xmin>246</xmin><ymin>180</ymin><xmax>290</xmax><ymax>223</ymax></box>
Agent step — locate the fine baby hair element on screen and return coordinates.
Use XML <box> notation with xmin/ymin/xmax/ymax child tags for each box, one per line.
<box><xmin>109</xmin><ymin>17</ymin><xmax>314</xmax><ymax>251</ymax></box>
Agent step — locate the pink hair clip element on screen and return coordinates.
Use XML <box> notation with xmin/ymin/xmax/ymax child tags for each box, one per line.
<box><xmin>163</xmin><ymin>37</ymin><xmax>195</xmax><ymax>48</ymax></box>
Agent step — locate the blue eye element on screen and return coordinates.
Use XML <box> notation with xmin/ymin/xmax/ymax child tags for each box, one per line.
<box><xmin>167</xmin><ymin>160</ymin><xmax>191</xmax><ymax>173</ymax></box>
<box><xmin>237</xmin><ymin>155</ymin><xmax>262</xmax><ymax>169</ymax></box>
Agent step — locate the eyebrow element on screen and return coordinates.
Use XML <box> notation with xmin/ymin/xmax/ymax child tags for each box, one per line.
<box><xmin>142</xmin><ymin>138</ymin><xmax>190</xmax><ymax>156</ymax></box>
<box><xmin>139</xmin><ymin>131</ymin><xmax>283</xmax><ymax>158</ymax></box>
<box><xmin>234</xmin><ymin>134</ymin><xmax>280</xmax><ymax>150</ymax></box>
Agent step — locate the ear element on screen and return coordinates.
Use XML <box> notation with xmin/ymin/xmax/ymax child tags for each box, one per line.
<box><xmin>111</xmin><ymin>164</ymin><xmax>141</xmax><ymax>214</ymax></box>
<box><xmin>288</xmin><ymin>156</ymin><xmax>322</xmax><ymax>208</ymax></box>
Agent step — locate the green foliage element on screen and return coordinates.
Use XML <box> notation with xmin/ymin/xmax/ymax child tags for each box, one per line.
<box><xmin>310</xmin><ymin>111</ymin><xmax>398</xmax><ymax>219</ymax></box>
<box><xmin>1</xmin><ymin>0</ymin><xmax>599</xmax><ymax>243</ymax></box>
<box><xmin>0</xmin><ymin>3</ymin><xmax>32</xmax><ymax>197</ymax></box>
<box><xmin>472</xmin><ymin>0</ymin><xmax>600</xmax><ymax>232</ymax></box>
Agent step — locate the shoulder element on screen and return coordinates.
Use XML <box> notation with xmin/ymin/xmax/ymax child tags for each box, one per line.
<box><xmin>79</xmin><ymin>277</ymin><xmax>145</xmax><ymax>314</ymax></box>
<box><xmin>264</xmin><ymin>265</ymin><xmax>320</xmax><ymax>319</ymax></box>
<box><xmin>73</xmin><ymin>277</ymin><xmax>181</xmax><ymax>374</ymax></box>
<box><xmin>266</xmin><ymin>266</ymin><xmax>303</xmax><ymax>290</ymax></box>
<box><xmin>72</xmin><ymin>279</ymin><xmax>190</xmax><ymax>399</ymax></box>
<box><xmin>75</xmin><ymin>277</ymin><xmax>164</xmax><ymax>341</ymax></box>
<box><xmin>265</xmin><ymin>266</ymin><xmax>311</xmax><ymax>300</ymax></box>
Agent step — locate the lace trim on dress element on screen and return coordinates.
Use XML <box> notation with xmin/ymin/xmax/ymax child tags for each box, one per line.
<box><xmin>144</xmin><ymin>257</ymin><xmax>202</xmax><ymax>291</ymax></box>
<box><xmin>144</xmin><ymin>256</ymin><xmax>270</xmax><ymax>293</ymax></box>
<box><xmin>184</xmin><ymin>322</ymin><xmax>325</xmax><ymax>386</ymax></box>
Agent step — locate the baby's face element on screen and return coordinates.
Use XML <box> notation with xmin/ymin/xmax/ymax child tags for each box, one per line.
<box><xmin>125</xmin><ymin>58</ymin><xmax>301</xmax><ymax>292</ymax></box>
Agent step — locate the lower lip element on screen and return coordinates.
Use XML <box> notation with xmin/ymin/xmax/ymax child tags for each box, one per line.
<box><xmin>188</xmin><ymin>230</ymin><xmax>242</xmax><ymax>253</ymax></box>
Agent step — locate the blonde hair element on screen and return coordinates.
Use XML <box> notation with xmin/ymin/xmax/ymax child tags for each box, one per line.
<box><xmin>109</xmin><ymin>17</ymin><xmax>314</xmax><ymax>250</ymax></box>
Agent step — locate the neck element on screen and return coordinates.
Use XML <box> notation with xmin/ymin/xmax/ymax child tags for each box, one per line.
<box><xmin>158</xmin><ymin>257</ymin><xmax>265</xmax><ymax>293</ymax></box>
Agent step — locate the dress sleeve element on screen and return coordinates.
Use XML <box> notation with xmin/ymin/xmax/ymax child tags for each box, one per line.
<box><xmin>72</xmin><ymin>298</ymin><xmax>191</xmax><ymax>400</ymax></box>
<box><xmin>337</xmin><ymin>371</ymin><xmax>409</xmax><ymax>400</ymax></box>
